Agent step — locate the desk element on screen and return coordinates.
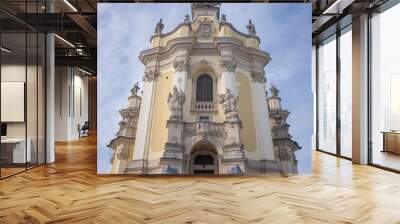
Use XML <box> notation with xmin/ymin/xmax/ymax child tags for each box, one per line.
<box><xmin>1</xmin><ymin>138</ymin><xmax>31</xmax><ymax>163</ymax></box>
<box><xmin>382</xmin><ymin>131</ymin><xmax>400</xmax><ymax>154</ymax></box>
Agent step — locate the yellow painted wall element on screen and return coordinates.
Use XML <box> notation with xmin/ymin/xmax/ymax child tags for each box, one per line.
<box><xmin>237</xmin><ymin>73</ymin><xmax>257</xmax><ymax>152</ymax></box>
<box><xmin>148</xmin><ymin>71</ymin><xmax>173</xmax><ymax>160</ymax></box>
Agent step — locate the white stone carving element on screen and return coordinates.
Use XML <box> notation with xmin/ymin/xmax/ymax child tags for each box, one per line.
<box><xmin>250</xmin><ymin>71</ymin><xmax>266</xmax><ymax>83</ymax></box>
<box><xmin>144</xmin><ymin>69</ymin><xmax>157</xmax><ymax>82</ymax></box>
<box><xmin>220</xmin><ymin>58</ymin><xmax>236</xmax><ymax>73</ymax></box>
<box><xmin>218</xmin><ymin>88</ymin><xmax>239</xmax><ymax>122</ymax></box>
<box><xmin>173</xmin><ymin>59</ymin><xmax>188</xmax><ymax>72</ymax></box>
<box><xmin>197</xmin><ymin>18</ymin><xmax>214</xmax><ymax>39</ymax></box>
<box><xmin>167</xmin><ymin>86</ymin><xmax>186</xmax><ymax>120</ymax></box>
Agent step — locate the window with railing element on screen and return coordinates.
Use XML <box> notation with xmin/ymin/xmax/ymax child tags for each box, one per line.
<box><xmin>196</xmin><ymin>74</ymin><xmax>213</xmax><ymax>102</ymax></box>
<box><xmin>192</xmin><ymin>74</ymin><xmax>216</xmax><ymax>112</ymax></box>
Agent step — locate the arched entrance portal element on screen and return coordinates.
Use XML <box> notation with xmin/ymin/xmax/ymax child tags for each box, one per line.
<box><xmin>190</xmin><ymin>141</ymin><xmax>218</xmax><ymax>174</ymax></box>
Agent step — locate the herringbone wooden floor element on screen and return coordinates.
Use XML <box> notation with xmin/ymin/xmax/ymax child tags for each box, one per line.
<box><xmin>1</xmin><ymin>135</ymin><xmax>400</xmax><ymax>224</ymax></box>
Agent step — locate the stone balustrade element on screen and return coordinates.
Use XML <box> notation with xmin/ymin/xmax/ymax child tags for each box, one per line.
<box><xmin>183</xmin><ymin>121</ymin><xmax>224</xmax><ymax>137</ymax></box>
<box><xmin>191</xmin><ymin>101</ymin><xmax>217</xmax><ymax>112</ymax></box>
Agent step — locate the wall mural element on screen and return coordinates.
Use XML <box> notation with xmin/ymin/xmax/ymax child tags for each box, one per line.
<box><xmin>97</xmin><ymin>3</ymin><xmax>312</xmax><ymax>175</ymax></box>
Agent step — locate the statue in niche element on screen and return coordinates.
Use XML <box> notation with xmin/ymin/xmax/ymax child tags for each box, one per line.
<box><xmin>246</xmin><ymin>19</ymin><xmax>256</xmax><ymax>35</ymax></box>
<box><xmin>218</xmin><ymin>88</ymin><xmax>239</xmax><ymax>121</ymax></box>
<box><xmin>167</xmin><ymin>86</ymin><xmax>185</xmax><ymax>120</ymax></box>
<box><xmin>154</xmin><ymin>19</ymin><xmax>164</xmax><ymax>34</ymax></box>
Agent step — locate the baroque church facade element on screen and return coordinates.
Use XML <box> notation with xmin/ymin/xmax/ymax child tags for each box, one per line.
<box><xmin>108</xmin><ymin>3</ymin><xmax>300</xmax><ymax>175</ymax></box>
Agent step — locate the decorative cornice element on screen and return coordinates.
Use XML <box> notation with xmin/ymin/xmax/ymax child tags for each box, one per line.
<box><xmin>139</xmin><ymin>37</ymin><xmax>195</xmax><ymax>65</ymax></box>
<box><xmin>173</xmin><ymin>59</ymin><xmax>188</xmax><ymax>72</ymax></box>
<box><xmin>141</xmin><ymin>37</ymin><xmax>270</xmax><ymax>74</ymax></box>
<box><xmin>220</xmin><ymin>57</ymin><xmax>236</xmax><ymax>73</ymax></box>
<box><xmin>149</xmin><ymin>23</ymin><xmax>192</xmax><ymax>43</ymax></box>
<box><xmin>218</xmin><ymin>23</ymin><xmax>260</xmax><ymax>43</ymax></box>
<box><xmin>107</xmin><ymin>136</ymin><xmax>135</xmax><ymax>149</ymax></box>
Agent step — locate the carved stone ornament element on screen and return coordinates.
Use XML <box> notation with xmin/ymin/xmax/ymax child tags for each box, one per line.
<box><xmin>116</xmin><ymin>149</ymin><xmax>129</xmax><ymax>160</ymax></box>
<box><xmin>250</xmin><ymin>71</ymin><xmax>266</xmax><ymax>83</ymax></box>
<box><xmin>218</xmin><ymin>88</ymin><xmax>239</xmax><ymax>122</ymax></box>
<box><xmin>279</xmin><ymin>150</ymin><xmax>291</xmax><ymax>161</ymax></box>
<box><xmin>143</xmin><ymin>69</ymin><xmax>157</xmax><ymax>82</ymax></box>
<box><xmin>167</xmin><ymin>86</ymin><xmax>186</xmax><ymax>120</ymax></box>
<box><xmin>220</xmin><ymin>58</ymin><xmax>236</xmax><ymax>73</ymax></box>
<box><xmin>119</xmin><ymin>109</ymin><xmax>136</xmax><ymax>127</ymax></box>
<box><xmin>173</xmin><ymin>59</ymin><xmax>188</xmax><ymax>72</ymax></box>
<box><xmin>192</xmin><ymin>3</ymin><xmax>220</xmax><ymax>8</ymax></box>
<box><xmin>110</xmin><ymin>153</ymin><xmax>115</xmax><ymax>164</ymax></box>
<box><xmin>197</xmin><ymin>18</ymin><xmax>214</xmax><ymax>39</ymax></box>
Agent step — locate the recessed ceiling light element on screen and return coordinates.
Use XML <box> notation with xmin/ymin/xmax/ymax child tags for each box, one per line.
<box><xmin>78</xmin><ymin>67</ymin><xmax>93</xmax><ymax>76</ymax></box>
<box><xmin>1</xmin><ymin>47</ymin><xmax>11</xmax><ymax>53</ymax></box>
<box><xmin>54</xmin><ymin>34</ymin><xmax>75</xmax><ymax>48</ymax></box>
<box><xmin>63</xmin><ymin>0</ymin><xmax>78</xmax><ymax>12</ymax></box>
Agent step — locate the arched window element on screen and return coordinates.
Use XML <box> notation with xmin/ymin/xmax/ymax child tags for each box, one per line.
<box><xmin>196</xmin><ymin>74</ymin><xmax>213</xmax><ymax>102</ymax></box>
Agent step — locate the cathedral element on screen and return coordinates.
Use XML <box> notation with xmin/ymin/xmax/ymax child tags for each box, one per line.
<box><xmin>108</xmin><ymin>3</ymin><xmax>300</xmax><ymax>175</ymax></box>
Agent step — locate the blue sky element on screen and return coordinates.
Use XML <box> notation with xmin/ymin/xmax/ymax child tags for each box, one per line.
<box><xmin>97</xmin><ymin>3</ymin><xmax>312</xmax><ymax>174</ymax></box>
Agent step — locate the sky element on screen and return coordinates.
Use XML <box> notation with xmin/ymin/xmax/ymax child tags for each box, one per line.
<box><xmin>97</xmin><ymin>3</ymin><xmax>312</xmax><ymax>174</ymax></box>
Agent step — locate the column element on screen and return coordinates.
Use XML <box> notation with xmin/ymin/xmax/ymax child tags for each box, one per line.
<box><xmin>131</xmin><ymin>69</ymin><xmax>156</xmax><ymax>172</ymax></box>
<box><xmin>111</xmin><ymin>144</ymin><xmax>131</xmax><ymax>174</ymax></box>
<box><xmin>219</xmin><ymin>56</ymin><xmax>238</xmax><ymax>96</ymax></box>
<box><xmin>352</xmin><ymin>14</ymin><xmax>369</xmax><ymax>164</ymax></box>
<box><xmin>44</xmin><ymin>0</ymin><xmax>56</xmax><ymax>163</ymax></box>
<box><xmin>173</xmin><ymin>55</ymin><xmax>190</xmax><ymax>119</ymax></box>
<box><xmin>160</xmin><ymin>85</ymin><xmax>186</xmax><ymax>174</ymax></box>
<box><xmin>218</xmin><ymin>53</ymin><xmax>246</xmax><ymax>174</ymax></box>
<box><xmin>46</xmin><ymin>32</ymin><xmax>55</xmax><ymax>163</ymax></box>
<box><xmin>172</xmin><ymin>59</ymin><xmax>188</xmax><ymax>93</ymax></box>
<box><xmin>252</xmin><ymin>80</ymin><xmax>276</xmax><ymax>162</ymax></box>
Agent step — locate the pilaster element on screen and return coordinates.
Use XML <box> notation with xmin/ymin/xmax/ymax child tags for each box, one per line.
<box><xmin>160</xmin><ymin>87</ymin><xmax>186</xmax><ymax>174</ymax></box>
<box><xmin>130</xmin><ymin>70</ymin><xmax>157</xmax><ymax>173</ymax></box>
<box><xmin>219</xmin><ymin>54</ymin><xmax>238</xmax><ymax>96</ymax></box>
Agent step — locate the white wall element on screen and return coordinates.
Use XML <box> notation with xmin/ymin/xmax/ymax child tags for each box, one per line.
<box><xmin>55</xmin><ymin>67</ymin><xmax>89</xmax><ymax>141</ymax></box>
<box><xmin>1</xmin><ymin>63</ymin><xmax>47</xmax><ymax>164</ymax></box>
